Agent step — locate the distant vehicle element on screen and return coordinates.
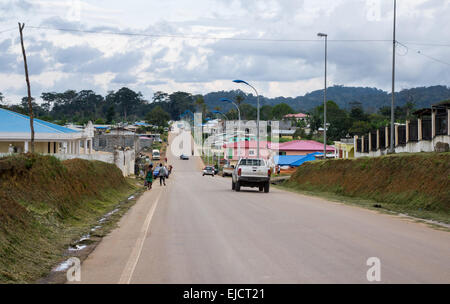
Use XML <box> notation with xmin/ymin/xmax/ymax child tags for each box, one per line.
<box><xmin>180</xmin><ymin>154</ymin><xmax>189</xmax><ymax>160</ymax></box>
<box><xmin>202</xmin><ymin>166</ymin><xmax>215</xmax><ymax>177</ymax></box>
<box><xmin>232</xmin><ymin>158</ymin><xmax>271</xmax><ymax>193</ymax></box>
<box><xmin>164</xmin><ymin>127</ymin><xmax>169</xmax><ymax>132</ymax></box>
<box><xmin>222</xmin><ymin>165</ymin><xmax>234</xmax><ymax>177</ymax></box>
<box><xmin>152</xmin><ymin>149</ymin><xmax>160</xmax><ymax>160</ymax></box>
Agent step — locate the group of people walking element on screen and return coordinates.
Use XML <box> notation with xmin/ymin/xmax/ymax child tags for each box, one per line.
<box><xmin>145</xmin><ymin>162</ymin><xmax>173</xmax><ymax>190</ymax></box>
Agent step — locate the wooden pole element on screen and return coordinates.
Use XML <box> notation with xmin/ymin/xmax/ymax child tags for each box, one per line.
<box><xmin>18</xmin><ymin>22</ymin><xmax>35</xmax><ymax>153</ymax></box>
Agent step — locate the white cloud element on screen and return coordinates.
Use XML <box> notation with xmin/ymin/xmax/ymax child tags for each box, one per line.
<box><xmin>0</xmin><ymin>0</ymin><xmax>448</xmax><ymax>103</ymax></box>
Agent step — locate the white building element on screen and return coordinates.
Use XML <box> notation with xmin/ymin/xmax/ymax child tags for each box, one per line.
<box><xmin>0</xmin><ymin>108</ymin><xmax>94</xmax><ymax>154</ymax></box>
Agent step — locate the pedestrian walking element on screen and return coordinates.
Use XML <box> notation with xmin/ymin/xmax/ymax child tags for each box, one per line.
<box><xmin>165</xmin><ymin>164</ymin><xmax>170</xmax><ymax>178</ymax></box>
<box><xmin>159</xmin><ymin>163</ymin><xmax>167</xmax><ymax>186</ymax></box>
<box><xmin>145</xmin><ymin>164</ymin><xmax>153</xmax><ymax>190</ymax></box>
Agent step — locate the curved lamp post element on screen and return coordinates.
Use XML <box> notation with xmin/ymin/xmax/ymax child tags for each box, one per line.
<box><xmin>211</xmin><ymin>110</ymin><xmax>228</xmax><ymax>167</ymax></box>
<box><xmin>233</xmin><ymin>79</ymin><xmax>260</xmax><ymax>159</ymax></box>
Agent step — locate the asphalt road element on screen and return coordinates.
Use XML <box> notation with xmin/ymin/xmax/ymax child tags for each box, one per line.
<box><xmin>75</xmin><ymin>130</ymin><xmax>450</xmax><ymax>284</ymax></box>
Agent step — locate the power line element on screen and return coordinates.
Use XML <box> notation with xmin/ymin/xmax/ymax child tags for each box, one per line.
<box><xmin>27</xmin><ymin>25</ymin><xmax>391</xmax><ymax>43</ymax></box>
<box><xmin>397</xmin><ymin>41</ymin><xmax>450</xmax><ymax>67</ymax></box>
<box><xmin>416</xmin><ymin>50</ymin><xmax>450</xmax><ymax>66</ymax></box>
<box><xmin>0</xmin><ymin>27</ymin><xmax>16</xmax><ymax>34</ymax></box>
<box><xmin>398</xmin><ymin>41</ymin><xmax>450</xmax><ymax>47</ymax></box>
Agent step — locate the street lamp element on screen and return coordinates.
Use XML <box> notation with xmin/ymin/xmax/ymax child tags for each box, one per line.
<box><xmin>233</xmin><ymin>79</ymin><xmax>260</xmax><ymax>159</ymax></box>
<box><xmin>317</xmin><ymin>32</ymin><xmax>328</xmax><ymax>157</ymax></box>
<box><xmin>212</xmin><ymin>110</ymin><xmax>228</xmax><ymax>120</ymax></box>
<box><xmin>220</xmin><ymin>97</ymin><xmax>241</xmax><ymax>160</ymax></box>
<box><xmin>212</xmin><ymin>110</ymin><xmax>228</xmax><ymax>167</ymax></box>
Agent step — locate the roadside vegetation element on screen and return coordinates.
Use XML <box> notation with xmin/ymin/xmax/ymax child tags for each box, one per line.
<box><xmin>0</xmin><ymin>154</ymin><xmax>140</xmax><ymax>283</ymax></box>
<box><xmin>281</xmin><ymin>152</ymin><xmax>450</xmax><ymax>224</ymax></box>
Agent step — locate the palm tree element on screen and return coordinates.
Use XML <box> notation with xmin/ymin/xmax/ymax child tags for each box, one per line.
<box><xmin>195</xmin><ymin>96</ymin><xmax>207</xmax><ymax>118</ymax></box>
<box><xmin>194</xmin><ymin>96</ymin><xmax>205</xmax><ymax>111</ymax></box>
<box><xmin>235</xmin><ymin>95</ymin><xmax>244</xmax><ymax>107</ymax></box>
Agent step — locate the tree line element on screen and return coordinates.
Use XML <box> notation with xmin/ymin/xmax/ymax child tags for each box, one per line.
<box><xmin>0</xmin><ymin>86</ymin><xmax>446</xmax><ymax>143</ymax></box>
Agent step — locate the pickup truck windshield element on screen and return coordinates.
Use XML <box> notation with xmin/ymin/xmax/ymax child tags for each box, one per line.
<box><xmin>239</xmin><ymin>159</ymin><xmax>263</xmax><ymax>166</ymax></box>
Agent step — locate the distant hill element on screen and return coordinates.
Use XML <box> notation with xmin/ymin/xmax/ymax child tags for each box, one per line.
<box><xmin>202</xmin><ymin>85</ymin><xmax>450</xmax><ymax>113</ymax></box>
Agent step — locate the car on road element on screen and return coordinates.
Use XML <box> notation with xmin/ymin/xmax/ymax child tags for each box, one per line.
<box><xmin>222</xmin><ymin>165</ymin><xmax>234</xmax><ymax>177</ymax></box>
<box><xmin>202</xmin><ymin>166</ymin><xmax>215</xmax><ymax>177</ymax></box>
<box><xmin>180</xmin><ymin>154</ymin><xmax>189</xmax><ymax>160</ymax></box>
<box><xmin>232</xmin><ymin>158</ymin><xmax>271</xmax><ymax>193</ymax></box>
<box><xmin>152</xmin><ymin>149</ymin><xmax>160</xmax><ymax>160</ymax></box>
<box><xmin>153</xmin><ymin>167</ymin><xmax>160</xmax><ymax>178</ymax></box>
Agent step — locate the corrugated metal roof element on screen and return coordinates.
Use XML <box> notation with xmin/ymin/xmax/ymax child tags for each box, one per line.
<box><xmin>0</xmin><ymin>108</ymin><xmax>80</xmax><ymax>134</ymax></box>
<box><xmin>279</xmin><ymin>140</ymin><xmax>335</xmax><ymax>152</ymax></box>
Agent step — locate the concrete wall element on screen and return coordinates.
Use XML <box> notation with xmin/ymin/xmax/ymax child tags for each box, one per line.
<box><xmin>93</xmin><ymin>133</ymin><xmax>140</xmax><ymax>153</ymax></box>
<box><xmin>139</xmin><ymin>138</ymin><xmax>153</xmax><ymax>150</ymax></box>
<box><xmin>0</xmin><ymin>144</ymin><xmax>135</xmax><ymax>176</ymax></box>
<box><xmin>54</xmin><ymin>153</ymin><xmax>115</xmax><ymax>163</ymax></box>
<box><xmin>51</xmin><ymin>150</ymin><xmax>135</xmax><ymax>177</ymax></box>
<box><xmin>355</xmin><ymin>135</ymin><xmax>450</xmax><ymax>158</ymax></box>
<box><xmin>113</xmin><ymin>150</ymin><xmax>135</xmax><ymax>177</ymax></box>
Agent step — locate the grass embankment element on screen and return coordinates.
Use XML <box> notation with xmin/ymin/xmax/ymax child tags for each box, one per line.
<box><xmin>282</xmin><ymin>152</ymin><xmax>450</xmax><ymax>224</ymax></box>
<box><xmin>0</xmin><ymin>154</ymin><xmax>139</xmax><ymax>283</ymax></box>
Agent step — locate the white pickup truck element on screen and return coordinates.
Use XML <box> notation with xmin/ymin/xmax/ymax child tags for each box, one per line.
<box><xmin>231</xmin><ymin>158</ymin><xmax>271</xmax><ymax>193</ymax></box>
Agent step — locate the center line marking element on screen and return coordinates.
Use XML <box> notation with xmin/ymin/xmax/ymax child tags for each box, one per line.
<box><xmin>118</xmin><ymin>189</ymin><xmax>163</xmax><ymax>284</ymax></box>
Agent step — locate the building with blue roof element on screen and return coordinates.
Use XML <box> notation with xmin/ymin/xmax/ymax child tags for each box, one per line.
<box><xmin>0</xmin><ymin>108</ymin><xmax>94</xmax><ymax>154</ymax></box>
<box><xmin>274</xmin><ymin>152</ymin><xmax>323</xmax><ymax>167</ymax></box>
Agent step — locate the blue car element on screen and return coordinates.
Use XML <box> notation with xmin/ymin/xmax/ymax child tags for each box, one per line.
<box><xmin>153</xmin><ymin>167</ymin><xmax>161</xmax><ymax>178</ymax></box>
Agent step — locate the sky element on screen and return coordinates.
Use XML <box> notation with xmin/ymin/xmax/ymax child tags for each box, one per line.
<box><xmin>0</xmin><ymin>0</ymin><xmax>449</xmax><ymax>104</ymax></box>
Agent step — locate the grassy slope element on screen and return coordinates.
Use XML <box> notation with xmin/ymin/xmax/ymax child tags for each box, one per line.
<box><xmin>0</xmin><ymin>154</ymin><xmax>137</xmax><ymax>283</ymax></box>
<box><xmin>283</xmin><ymin>152</ymin><xmax>450</xmax><ymax>224</ymax></box>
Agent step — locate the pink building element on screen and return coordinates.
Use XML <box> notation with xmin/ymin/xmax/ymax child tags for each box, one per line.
<box><xmin>223</xmin><ymin>139</ymin><xmax>334</xmax><ymax>161</ymax></box>
<box><xmin>278</xmin><ymin>140</ymin><xmax>334</xmax><ymax>156</ymax></box>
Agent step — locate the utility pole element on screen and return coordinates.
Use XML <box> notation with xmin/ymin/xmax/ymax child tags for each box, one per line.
<box><xmin>18</xmin><ymin>22</ymin><xmax>35</xmax><ymax>153</ymax></box>
<box><xmin>317</xmin><ymin>33</ymin><xmax>328</xmax><ymax>157</ymax></box>
<box><xmin>390</xmin><ymin>0</ymin><xmax>397</xmax><ymax>153</ymax></box>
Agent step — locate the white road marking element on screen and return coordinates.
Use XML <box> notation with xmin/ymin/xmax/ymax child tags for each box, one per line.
<box><xmin>118</xmin><ymin>189</ymin><xmax>163</xmax><ymax>284</ymax></box>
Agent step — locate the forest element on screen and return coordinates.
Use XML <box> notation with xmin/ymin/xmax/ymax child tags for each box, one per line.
<box><xmin>0</xmin><ymin>85</ymin><xmax>448</xmax><ymax>143</ymax></box>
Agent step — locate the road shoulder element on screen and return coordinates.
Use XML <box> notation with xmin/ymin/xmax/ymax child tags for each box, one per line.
<box><xmin>70</xmin><ymin>186</ymin><xmax>164</xmax><ymax>284</ymax></box>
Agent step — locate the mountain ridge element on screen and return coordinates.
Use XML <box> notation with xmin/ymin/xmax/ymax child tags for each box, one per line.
<box><xmin>201</xmin><ymin>85</ymin><xmax>450</xmax><ymax>113</ymax></box>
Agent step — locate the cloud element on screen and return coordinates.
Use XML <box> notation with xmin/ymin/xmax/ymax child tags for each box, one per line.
<box><xmin>77</xmin><ymin>50</ymin><xmax>144</xmax><ymax>74</ymax></box>
<box><xmin>0</xmin><ymin>0</ymin><xmax>449</xmax><ymax>102</ymax></box>
<box><xmin>111</xmin><ymin>73</ymin><xmax>137</xmax><ymax>84</ymax></box>
<box><xmin>55</xmin><ymin>44</ymin><xmax>103</xmax><ymax>71</ymax></box>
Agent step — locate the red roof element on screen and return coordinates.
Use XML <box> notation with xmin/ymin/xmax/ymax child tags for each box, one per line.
<box><xmin>278</xmin><ymin>140</ymin><xmax>335</xmax><ymax>152</ymax></box>
<box><xmin>284</xmin><ymin>113</ymin><xmax>308</xmax><ymax>119</ymax></box>
<box><xmin>223</xmin><ymin>140</ymin><xmax>333</xmax><ymax>152</ymax></box>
